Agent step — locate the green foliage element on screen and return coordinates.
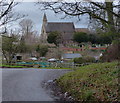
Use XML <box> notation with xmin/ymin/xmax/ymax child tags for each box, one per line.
<box><xmin>74</xmin><ymin>56</ymin><xmax>95</xmax><ymax>64</ymax></box>
<box><xmin>2</xmin><ymin>35</ymin><xmax>19</xmax><ymax>63</ymax></box>
<box><xmin>36</xmin><ymin>45</ymin><xmax>48</xmax><ymax>57</ymax></box>
<box><xmin>88</xmin><ymin>34</ymin><xmax>97</xmax><ymax>44</ymax></box>
<box><xmin>73</xmin><ymin>32</ymin><xmax>88</xmax><ymax>43</ymax></box>
<box><xmin>1</xmin><ymin>64</ymin><xmax>26</xmax><ymax>68</ymax></box>
<box><xmin>95</xmin><ymin>31</ymin><xmax>120</xmax><ymax>44</ymax></box>
<box><xmin>57</xmin><ymin>62</ymin><xmax>119</xmax><ymax>101</ymax></box>
<box><xmin>74</xmin><ymin>57</ymin><xmax>86</xmax><ymax>64</ymax></box>
<box><xmin>87</xmin><ymin>31</ymin><xmax>120</xmax><ymax>44</ymax></box>
<box><xmin>85</xmin><ymin>56</ymin><xmax>96</xmax><ymax>63</ymax></box>
<box><xmin>112</xmin><ymin>38</ymin><xmax>120</xmax><ymax>45</ymax></box>
<box><xmin>2</xmin><ymin>35</ymin><xmax>18</xmax><ymax>52</ymax></box>
<box><xmin>17</xmin><ymin>36</ymin><xmax>28</xmax><ymax>53</ymax></box>
<box><xmin>99</xmin><ymin>32</ymin><xmax>113</xmax><ymax>44</ymax></box>
<box><xmin>47</xmin><ymin>31</ymin><xmax>62</xmax><ymax>46</ymax></box>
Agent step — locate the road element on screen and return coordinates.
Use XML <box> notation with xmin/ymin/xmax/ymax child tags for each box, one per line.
<box><xmin>2</xmin><ymin>68</ymin><xmax>70</xmax><ymax>101</ymax></box>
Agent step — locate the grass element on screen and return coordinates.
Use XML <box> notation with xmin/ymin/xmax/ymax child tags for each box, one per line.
<box><xmin>56</xmin><ymin>61</ymin><xmax>119</xmax><ymax>102</ymax></box>
<box><xmin>0</xmin><ymin>64</ymin><xmax>28</xmax><ymax>68</ymax></box>
<box><xmin>39</xmin><ymin>67</ymin><xmax>72</xmax><ymax>69</ymax></box>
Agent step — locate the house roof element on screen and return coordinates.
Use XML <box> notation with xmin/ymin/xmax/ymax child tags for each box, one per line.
<box><xmin>62</xmin><ymin>53</ymin><xmax>82</xmax><ymax>59</ymax></box>
<box><xmin>46</xmin><ymin>22</ymin><xmax>75</xmax><ymax>33</ymax></box>
<box><xmin>75</xmin><ymin>28</ymin><xmax>89</xmax><ymax>33</ymax></box>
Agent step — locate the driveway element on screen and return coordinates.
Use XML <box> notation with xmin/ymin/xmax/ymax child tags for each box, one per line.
<box><xmin>2</xmin><ymin>68</ymin><xmax>70</xmax><ymax>101</ymax></box>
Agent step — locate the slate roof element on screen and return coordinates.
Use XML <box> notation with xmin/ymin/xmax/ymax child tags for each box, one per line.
<box><xmin>62</xmin><ymin>53</ymin><xmax>82</xmax><ymax>59</ymax></box>
<box><xmin>46</xmin><ymin>22</ymin><xmax>75</xmax><ymax>33</ymax></box>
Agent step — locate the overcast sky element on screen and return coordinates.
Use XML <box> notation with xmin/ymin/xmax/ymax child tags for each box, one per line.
<box><xmin>9</xmin><ymin>2</ymin><xmax>89</xmax><ymax>36</ymax></box>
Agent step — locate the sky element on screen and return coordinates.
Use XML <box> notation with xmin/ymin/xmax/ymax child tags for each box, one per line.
<box><xmin>8</xmin><ymin>2</ymin><xmax>89</xmax><ymax>36</ymax></box>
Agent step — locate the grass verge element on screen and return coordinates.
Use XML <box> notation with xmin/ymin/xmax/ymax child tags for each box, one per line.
<box><xmin>0</xmin><ymin>64</ymin><xmax>29</xmax><ymax>68</ymax></box>
<box><xmin>56</xmin><ymin>61</ymin><xmax>119</xmax><ymax>102</ymax></box>
<box><xmin>39</xmin><ymin>67</ymin><xmax>72</xmax><ymax>69</ymax></box>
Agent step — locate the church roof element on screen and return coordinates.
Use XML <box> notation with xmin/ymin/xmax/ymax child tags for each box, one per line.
<box><xmin>46</xmin><ymin>22</ymin><xmax>75</xmax><ymax>33</ymax></box>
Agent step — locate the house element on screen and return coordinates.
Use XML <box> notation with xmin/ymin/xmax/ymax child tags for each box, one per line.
<box><xmin>61</xmin><ymin>53</ymin><xmax>82</xmax><ymax>60</ymax></box>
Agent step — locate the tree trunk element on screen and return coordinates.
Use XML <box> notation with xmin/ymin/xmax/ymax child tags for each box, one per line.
<box><xmin>105</xmin><ymin>1</ymin><xmax>115</xmax><ymax>33</ymax></box>
<box><xmin>2</xmin><ymin>50</ymin><xmax>9</xmax><ymax>64</ymax></box>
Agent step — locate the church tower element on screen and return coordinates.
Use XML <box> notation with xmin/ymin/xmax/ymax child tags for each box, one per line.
<box><xmin>40</xmin><ymin>13</ymin><xmax>48</xmax><ymax>43</ymax></box>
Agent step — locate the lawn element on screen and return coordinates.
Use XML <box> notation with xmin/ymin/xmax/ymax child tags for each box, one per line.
<box><xmin>0</xmin><ymin>64</ymin><xmax>28</xmax><ymax>68</ymax></box>
<box><xmin>56</xmin><ymin>61</ymin><xmax>119</xmax><ymax>102</ymax></box>
<box><xmin>40</xmin><ymin>67</ymin><xmax>72</xmax><ymax>69</ymax></box>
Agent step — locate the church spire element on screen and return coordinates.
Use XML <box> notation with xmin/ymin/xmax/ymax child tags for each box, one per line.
<box><xmin>43</xmin><ymin>13</ymin><xmax>47</xmax><ymax>22</ymax></box>
<box><xmin>40</xmin><ymin>13</ymin><xmax>48</xmax><ymax>43</ymax></box>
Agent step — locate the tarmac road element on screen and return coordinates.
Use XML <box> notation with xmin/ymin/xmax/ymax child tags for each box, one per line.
<box><xmin>2</xmin><ymin>68</ymin><xmax>70</xmax><ymax>101</ymax></box>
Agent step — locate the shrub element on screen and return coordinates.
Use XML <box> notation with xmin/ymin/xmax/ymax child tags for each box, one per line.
<box><xmin>47</xmin><ymin>31</ymin><xmax>62</xmax><ymax>46</ymax></box>
<box><xmin>74</xmin><ymin>57</ymin><xmax>86</xmax><ymax>64</ymax></box>
<box><xmin>84</xmin><ymin>56</ymin><xmax>95</xmax><ymax>63</ymax></box>
<box><xmin>73</xmin><ymin>32</ymin><xmax>89</xmax><ymax>43</ymax></box>
<box><xmin>100</xmin><ymin>39</ymin><xmax>120</xmax><ymax>62</ymax></box>
<box><xmin>74</xmin><ymin>56</ymin><xmax>95</xmax><ymax>64</ymax></box>
<box><xmin>36</xmin><ymin>45</ymin><xmax>48</xmax><ymax>57</ymax></box>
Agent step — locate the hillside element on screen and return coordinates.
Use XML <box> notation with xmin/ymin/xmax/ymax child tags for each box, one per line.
<box><xmin>56</xmin><ymin>61</ymin><xmax>119</xmax><ymax>102</ymax></box>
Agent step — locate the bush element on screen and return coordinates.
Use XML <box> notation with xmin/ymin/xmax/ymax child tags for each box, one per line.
<box><xmin>73</xmin><ymin>32</ymin><xmax>89</xmax><ymax>43</ymax></box>
<box><xmin>74</xmin><ymin>57</ymin><xmax>86</xmax><ymax>64</ymax></box>
<box><xmin>36</xmin><ymin>45</ymin><xmax>48</xmax><ymax>57</ymax></box>
<box><xmin>84</xmin><ymin>56</ymin><xmax>96</xmax><ymax>63</ymax></box>
<box><xmin>74</xmin><ymin>56</ymin><xmax>95</xmax><ymax>64</ymax></box>
<box><xmin>100</xmin><ymin>40</ymin><xmax>120</xmax><ymax>62</ymax></box>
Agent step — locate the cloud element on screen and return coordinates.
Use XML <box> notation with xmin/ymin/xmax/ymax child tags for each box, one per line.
<box><xmin>9</xmin><ymin>2</ymin><xmax>89</xmax><ymax>35</ymax></box>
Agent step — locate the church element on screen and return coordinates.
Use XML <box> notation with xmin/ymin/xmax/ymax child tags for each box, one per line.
<box><xmin>40</xmin><ymin>13</ymin><xmax>89</xmax><ymax>45</ymax></box>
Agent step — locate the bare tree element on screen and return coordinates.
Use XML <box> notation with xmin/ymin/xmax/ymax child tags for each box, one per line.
<box><xmin>38</xmin><ymin>0</ymin><xmax>120</xmax><ymax>33</ymax></box>
<box><xmin>0</xmin><ymin>0</ymin><xmax>25</xmax><ymax>34</ymax></box>
<box><xmin>19</xmin><ymin>19</ymin><xmax>34</xmax><ymax>35</ymax></box>
<box><xmin>19</xmin><ymin>19</ymin><xmax>38</xmax><ymax>45</ymax></box>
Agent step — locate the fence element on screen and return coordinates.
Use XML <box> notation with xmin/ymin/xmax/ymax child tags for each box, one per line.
<box><xmin>46</xmin><ymin>62</ymin><xmax>90</xmax><ymax>68</ymax></box>
<box><xmin>3</xmin><ymin>62</ymin><xmax>91</xmax><ymax>69</ymax></box>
